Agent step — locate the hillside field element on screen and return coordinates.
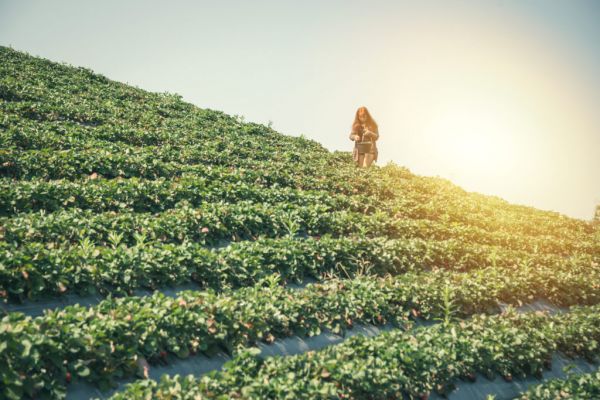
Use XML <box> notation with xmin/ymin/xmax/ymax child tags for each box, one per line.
<box><xmin>1</xmin><ymin>46</ymin><xmax>600</xmax><ymax>399</ymax></box>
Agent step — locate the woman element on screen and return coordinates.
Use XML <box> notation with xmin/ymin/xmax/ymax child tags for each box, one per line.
<box><xmin>348</xmin><ymin>106</ymin><xmax>379</xmax><ymax>168</ymax></box>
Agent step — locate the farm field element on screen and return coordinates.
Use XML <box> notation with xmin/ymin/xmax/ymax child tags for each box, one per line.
<box><xmin>1</xmin><ymin>46</ymin><xmax>599</xmax><ymax>399</ymax></box>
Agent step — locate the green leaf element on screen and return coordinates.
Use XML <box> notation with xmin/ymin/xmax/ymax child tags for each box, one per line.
<box><xmin>21</xmin><ymin>339</ymin><xmax>32</xmax><ymax>357</ymax></box>
<box><xmin>78</xmin><ymin>366</ymin><xmax>91</xmax><ymax>377</ymax></box>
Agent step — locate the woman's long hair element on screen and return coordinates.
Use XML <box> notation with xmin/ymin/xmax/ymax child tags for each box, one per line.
<box><xmin>351</xmin><ymin>106</ymin><xmax>378</xmax><ymax>134</ymax></box>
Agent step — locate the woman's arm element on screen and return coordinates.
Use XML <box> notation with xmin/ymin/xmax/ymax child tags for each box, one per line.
<box><xmin>364</xmin><ymin>127</ymin><xmax>379</xmax><ymax>141</ymax></box>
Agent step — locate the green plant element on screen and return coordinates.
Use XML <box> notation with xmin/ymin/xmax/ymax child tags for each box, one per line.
<box><xmin>105</xmin><ymin>305</ymin><xmax>600</xmax><ymax>399</ymax></box>
<box><xmin>435</xmin><ymin>284</ymin><xmax>459</xmax><ymax>325</ymax></box>
<box><xmin>107</xmin><ymin>231</ymin><xmax>124</xmax><ymax>249</ymax></box>
<box><xmin>281</xmin><ymin>212</ymin><xmax>301</xmax><ymax>237</ymax></box>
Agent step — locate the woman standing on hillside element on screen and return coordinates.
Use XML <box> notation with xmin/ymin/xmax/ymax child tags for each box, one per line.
<box><xmin>349</xmin><ymin>106</ymin><xmax>379</xmax><ymax>168</ymax></box>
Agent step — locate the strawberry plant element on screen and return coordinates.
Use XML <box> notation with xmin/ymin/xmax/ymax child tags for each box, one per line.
<box><xmin>518</xmin><ymin>368</ymin><xmax>600</xmax><ymax>399</ymax></box>
<box><xmin>106</xmin><ymin>305</ymin><xmax>600</xmax><ymax>399</ymax></box>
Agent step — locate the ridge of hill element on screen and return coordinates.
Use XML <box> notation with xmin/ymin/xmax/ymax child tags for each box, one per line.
<box><xmin>1</xmin><ymin>46</ymin><xmax>599</xmax><ymax>400</ymax></box>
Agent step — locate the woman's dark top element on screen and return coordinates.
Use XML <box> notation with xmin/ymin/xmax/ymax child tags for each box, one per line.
<box><xmin>349</xmin><ymin>124</ymin><xmax>379</xmax><ymax>163</ymax></box>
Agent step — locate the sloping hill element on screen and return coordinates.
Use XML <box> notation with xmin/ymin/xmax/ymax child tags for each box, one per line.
<box><xmin>1</xmin><ymin>46</ymin><xmax>599</xmax><ymax>400</ymax></box>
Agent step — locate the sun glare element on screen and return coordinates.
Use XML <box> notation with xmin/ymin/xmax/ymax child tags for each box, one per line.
<box><xmin>424</xmin><ymin>99</ymin><xmax>525</xmax><ymax>180</ymax></box>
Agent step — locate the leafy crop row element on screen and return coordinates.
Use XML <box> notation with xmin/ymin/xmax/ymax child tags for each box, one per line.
<box><xmin>0</xmin><ymin>144</ymin><xmax>239</xmax><ymax>180</ymax></box>
<box><xmin>0</xmin><ymin>144</ymin><xmax>337</xmax><ymax>182</ymax></box>
<box><xmin>517</xmin><ymin>368</ymin><xmax>600</xmax><ymax>399</ymax></box>
<box><xmin>2</xmin><ymin>202</ymin><xmax>595</xmax><ymax>257</ymax></box>
<box><xmin>0</xmin><ymin>175</ymin><xmax>377</xmax><ymax>215</ymax></box>
<box><xmin>0</xmin><ymin>202</ymin><xmax>360</xmax><ymax>246</ymax></box>
<box><xmin>1</xmin><ymin>235</ymin><xmax>404</xmax><ymax>300</ymax></box>
<box><xmin>105</xmin><ymin>305</ymin><xmax>600</xmax><ymax>400</ymax></box>
<box><xmin>0</xmin><ymin>235</ymin><xmax>492</xmax><ymax>300</ymax></box>
<box><xmin>2</xmin><ymin>267</ymin><xmax>599</xmax><ymax>400</ymax></box>
<box><xmin>5</xmin><ymin>231</ymin><xmax>593</xmax><ymax>302</ymax></box>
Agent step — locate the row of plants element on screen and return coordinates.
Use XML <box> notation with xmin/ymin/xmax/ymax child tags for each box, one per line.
<box><xmin>377</xmin><ymin>164</ymin><xmax>597</xmax><ymax>241</ymax></box>
<box><xmin>2</xmin><ymin>263</ymin><xmax>599</xmax><ymax>400</ymax></box>
<box><xmin>0</xmin><ymin>110</ymin><xmax>319</xmax><ymax>154</ymax></box>
<box><xmin>0</xmin><ymin>201</ymin><xmax>360</xmax><ymax>246</ymax></box>
<box><xmin>388</xmin><ymin>179</ymin><xmax>597</xmax><ymax>244</ymax></box>
<box><xmin>347</xmin><ymin>163</ymin><xmax>595</xmax><ymax>247</ymax></box>
<box><xmin>102</xmin><ymin>304</ymin><xmax>600</xmax><ymax>400</ymax></box>
<box><xmin>0</xmin><ymin>234</ymin><xmax>402</xmax><ymax>300</ymax></box>
<box><xmin>0</xmin><ymin>116</ymin><xmax>177</xmax><ymax>149</ymax></box>
<box><xmin>0</xmin><ymin>144</ymin><xmax>275</xmax><ymax>180</ymax></box>
<box><xmin>5</xmin><ymin>227</ymin><xmax>593</xmax><ymax>302</ymax></box>
<box><xmin>517</xmin><ymin>368</ymin><xmax>600</xmax><ymax>399</ymax></box>
<box><xmin>0</xmin><ymin>140</ymin><xmax>337</xmax><ymax>181</ymax></box>
<box><xmin>0</xmin><ymin>147</ymin><xmax>402</xmax><ymax>209</ymax></box>
<box><xmin>2</xmin><ymin>201</ymin><xmax>596</xmax><ymax>257</ymax></box>
<box><xmin>0</xmin><ymin>175</ymin><xmax>378</xmax><ymax>216</ymax></box>
<box><xmin>0</xmin><ymin>233</ymin><xmax>542</xmax><ymax>301</ymax></box>
<box><xmin>0</xmin><ymin>134</ymin><xmax>420</xmax><ymax>206</ymax></box>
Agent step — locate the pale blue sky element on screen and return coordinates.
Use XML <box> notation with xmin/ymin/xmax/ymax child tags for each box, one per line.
<box><xmin>1</xmin><ymin>0</ymin><xmax>599</xmax><ymax>219</ymax></box>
